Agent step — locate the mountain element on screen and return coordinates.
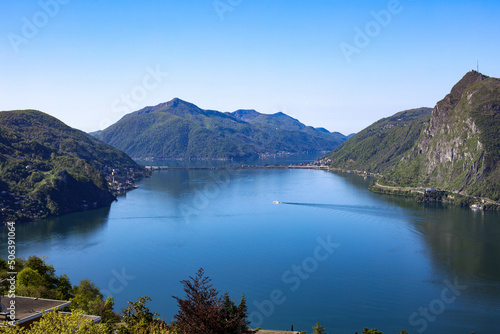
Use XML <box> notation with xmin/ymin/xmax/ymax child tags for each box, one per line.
<box><xmin>94</xmin><ymin>98</ymin><xmax>347</xmax><ymax>160</ymax></box>
<box><xmin>0</xmin><ymin>110</ymin><xmax>145</xmax><ymax>222</ymax></box>
<box><xmin>386</xmin><ymin>71</ymin><xmax>500</xmax><ymax>201</ymax></box>
<box><xmin>327</xmin><ymin>71</ymin><xmax>500</xmax><ymax>203</ymax></box>
<box><xmin>324</xmin><ymin>107</ymin><xmax>432</xmax><ymax>173</ymax></box>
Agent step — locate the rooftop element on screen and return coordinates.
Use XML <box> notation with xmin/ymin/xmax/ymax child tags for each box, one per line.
<box><xmin>0</xmin><ymin>296</ymin><xmax>71</xmax><ymax>325</ymax></box>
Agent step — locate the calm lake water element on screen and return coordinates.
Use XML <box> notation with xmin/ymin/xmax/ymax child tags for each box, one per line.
<box><xmin>2</xmin><ymin>169</ymin><xmax>500</xmax><ymax>333</ymax></box>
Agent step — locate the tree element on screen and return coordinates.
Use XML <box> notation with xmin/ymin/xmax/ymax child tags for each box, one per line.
<box><xmin>71</xmin><ymin>279</ymin><xmax>104</xmax><ymax>316</ymax></box>
<box><xmin>17</xmin><ymin>267</ymin><xmax>44</xmax><ymax>287</ymax></box>
<box><xmin>15</xmin><ymin>267</ymin><xmax>45</xmax><ymax>297</ymax></box>
<box><xmin>1</xmin><ymin>256</ymin><xmax>75</xmax><ymax>299</ymax></box>
<box><xmin>55</xmin><ymin>274</ymin><xmax>74</xmax><ymax>300</ymax></box>
<box><xmin>0</xmin><ymin>310</ymin><xmax>108</xmax><ymax>334</ymax></box>
<box><xmin>100</xmin><ymin>296</ymin><xmax>121</xmax><ymax>326</ymax></box>
<box><xmin>222</xmin><ymin>293</ymin><xmax>252</xmax><ymax>333</ymax></box>
<box><xmin>173</xmin><ymin>268</ymin><xmax>252</xmax><ymax>334</ymax></box>
<box><xmin>173</xmin><ymin>269</ymin><xmax>224</xmax><ymax>334</ymax></box>
<box><xmin>71</xmin><ymin>279</ymin><xmax>119</xmax><ymax>326</ymax></box>
<box><xmin>312</xmin><ymin>322</ymin><xmax>326</xmax><ymax>334</ymax></box>
<box><xmin>361</xmin><ymin>328</ymin><xmax>383</xmax><ymax>334</ymax></box>
<box><xmin>118</xmin><ymin>296</ymin><xmax>162</xmax><ymax>333</ymax></box>
<box><xmin>24</xmin><ymin>255</ymin><xmax>57</xmax><ymax>288</ymax></box>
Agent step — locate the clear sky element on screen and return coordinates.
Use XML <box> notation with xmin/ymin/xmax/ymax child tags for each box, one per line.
<box><xmin>1</xmin><ymin>0</ymin><xmax>499</xmax><ymax>135</ymax></box>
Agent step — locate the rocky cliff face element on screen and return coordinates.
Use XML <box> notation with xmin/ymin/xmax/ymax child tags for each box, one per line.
<box><xmin>388</xmin><ymin>71</ymin><xmax>500</xmax><ymax>200</ymax></box>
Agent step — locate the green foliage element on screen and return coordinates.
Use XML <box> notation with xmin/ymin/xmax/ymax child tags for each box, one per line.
<box><xmin>0</xmin><ymin>255</ymin><xmax>72</xmax><ymax>299</ymax></box>
<box><xmin>222</xmin><ymin>293</ymin><xmax>252</xmax><ymax>334</ymax></box>
<box><xmin>312</xmin><ymin>322</ymin><xmax>326</xmax><ymax>334</ymax></box>
<box><xmin>118</xmin><ymin>296</ymin><xmax>166</xmax><ymax>334</ymax></box>
<box><xmin>361</xmin><ymin>329</ymin><xmax>382</xmax><ymax>334</ymax></box>
<box><xmin>15</xmin><ymin>267</ymin><xmax>45</xmax><ymax>297</ymax></box>
<box><xmin>70</xmin><ymin>279</ymin><xmax>104</xmax><ymax>315</ymax></box>
<box><xmin>0</xmin><ymin>256</ymin><xmax>118</xmax><ymax>330</ymax></box>
<box><xmin>0</xmin><ymin>310</ymin><xmax>109</xmax><ymax>334</ymax></box>
<box><xmin>96</xmin><ymin>98</ymin><xmax>347</xmax><ymax>159</ymax></box>
<box><xmin>329</xmin><ymin>71</ymin><xmax>500</xmax><ymax>203</ymax></box>
<box><xmin>56</xmin><ymin>274</ymin><xmax>74</xmax><ymax>300</ymax></box>
<box><xmin>0</xmin><ymin>109</ymin><xmax>145</xmax><ymax>222</ymax></box>
<box><xmin>385</xmin><ymin>72</ymin><xmax>500</xmax><ymax>201</ymax></box>
<box><xmin>354</xmin><ymin>329</ymin><xmax>408</xmax><ymax>334</ymax></box>
<box><xmin>70</xmin><ymin>279</ymin><xmax>120</xmax><ymax>325</ymax></box>
<box><xmin>327</xmin><ymin>108</ymin><xmax>432</xmax><ymax>174</ymax></box>
<box><xmin>17</xmin><ymin>267</ymin><xmax>44</xmax><ymax>287</ymax></box>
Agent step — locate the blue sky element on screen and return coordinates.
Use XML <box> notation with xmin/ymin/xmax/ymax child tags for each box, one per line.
<box><xmin>1</xmin><ymin>0</ymin><xmax>499</xmax><ymax>134</ymax></box>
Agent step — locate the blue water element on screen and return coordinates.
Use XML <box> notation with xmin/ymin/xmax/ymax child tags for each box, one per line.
<box><xmin>2</xmin><ymin>169</ymin><xmax>499</xmax><ymax>333</ymax></box>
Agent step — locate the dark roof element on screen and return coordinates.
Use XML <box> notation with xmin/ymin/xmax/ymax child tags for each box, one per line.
<box><xmin>0</xmin><ymin>296</ymin><xmax>71</xmax><ymax>325</ymax></box>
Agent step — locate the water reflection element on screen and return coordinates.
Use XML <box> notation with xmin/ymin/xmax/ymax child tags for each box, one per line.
<box><xmin>0</xmin><ymin>207</ymin><xmax>110</xmax><ymax>252</ymax></box>
<box><xmin>334</xmin><ymin>170</ymin><xmax>500</xmax><ymax>304</ymax></box>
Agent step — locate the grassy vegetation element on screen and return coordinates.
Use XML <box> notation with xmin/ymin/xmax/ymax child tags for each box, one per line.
<box><xmin>326</xmin><ymin>108</ymin><xmax>432</xmax><ymax>173</ymax></box>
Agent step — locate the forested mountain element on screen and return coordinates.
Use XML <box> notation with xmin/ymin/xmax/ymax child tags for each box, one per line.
<box><xmin>95</xmin><ymin>98</ymin><xmax>347</xmax><ymax>159</ymax></box>
<box><xmin>386</xmin><ymin>71</ymin><xmax>500</xmax><ymax>200</ymax></box>
<box><xmin>0</xmin><ymin>110</ymin><xmax>145</xmax><ymax>222</ymax></box>
<box><xmin>324</xmin><ymin>107</ymin><xmax>432</xmax><ymax>173</ymax></box>
<box><xmin>327</xmin><ymin>71</ymin><xmax>500</xmax><ymax>202</ymax></box>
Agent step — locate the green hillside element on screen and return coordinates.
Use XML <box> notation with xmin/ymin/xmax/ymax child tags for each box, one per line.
<box><xmin>325</xmin><ymin>107</ymin><xmax>432</xmax><ymax>173</ymax></box>
<box><xmin>385</xmin><ymin>71</ymin><xmax>500</xmax><ymax>201</ymax></box>
<box><xmin>0</xmin><ymin>110</ymin><xmax>145</xmax><ymax>222</ymax></box>
<box><xmin>326</xmin><ymin>71</ymin><xmax>500</xmax><ymax>204</ymax></box>
<box><xmin>95</xmin><ymin>98</ymin><xmax>347</xmax><ymax>159</ymax></box>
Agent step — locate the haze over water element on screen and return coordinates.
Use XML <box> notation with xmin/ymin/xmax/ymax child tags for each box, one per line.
<box><xmin>2</xmin><ymin>168</ymin><xmax>499</xmax><ymax>333</ymax></box>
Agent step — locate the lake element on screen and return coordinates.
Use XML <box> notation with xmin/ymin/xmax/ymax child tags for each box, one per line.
<box><xmin>2</xmin><ymin>169</ymin><xmax>499</xmax><ymax>333</ymax></box>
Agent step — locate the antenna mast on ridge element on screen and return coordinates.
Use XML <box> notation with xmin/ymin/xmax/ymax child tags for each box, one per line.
<box><xmin>477</xmin><ymin>60</ymin><xmax>479</xmax><ymax>72</ymax></box>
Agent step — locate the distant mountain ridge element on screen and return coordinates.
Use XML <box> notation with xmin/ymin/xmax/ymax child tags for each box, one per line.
<box><xmin>95</xmin><ymin>98</ymin><xmax>347</xmax><ymax>160</ymax></box>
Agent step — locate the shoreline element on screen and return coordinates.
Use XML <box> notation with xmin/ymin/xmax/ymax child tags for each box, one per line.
<box><xmin>369</xmin><ymin>182</ymin><xmax>500</xmax><ymax>211</ymax></box>
<box><xmin>4</xmin><ymin>164</ymin><xmax>498</xmax><ymax>225</ymax></box>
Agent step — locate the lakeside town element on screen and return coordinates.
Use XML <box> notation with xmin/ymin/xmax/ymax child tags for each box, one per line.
<box><xmin>0</xmin><ymin>165</ymin><xmax>147</xmax><ymax>224</ymax></box>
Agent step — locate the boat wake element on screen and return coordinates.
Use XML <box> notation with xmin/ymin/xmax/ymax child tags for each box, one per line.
<box><xmin>277</xmin><ymin>202</ymin><xmax>403</xmax><ymax>220</ymax></box>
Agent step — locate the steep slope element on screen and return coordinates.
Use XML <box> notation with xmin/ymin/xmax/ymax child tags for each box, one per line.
<box><xmin>325</xmin><ymin>107</ymin><xmax>432</xmax><ymax>173</ymax></box>
<box><xmin>96</xmin><ymin>98</ymin><xmax>347</xmax><ymax>159</ymax></box>
<box><xmin>0</xmin><ymin>110</ymin><xmax>145</xmax><ymax>222</ymax></box>
<box><xmin>386</xmin><ymin>71</ymin><xmax>500</xmax><ymax>201</ymax></box>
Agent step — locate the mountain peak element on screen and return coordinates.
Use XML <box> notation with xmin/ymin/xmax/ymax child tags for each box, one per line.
<box><xmin>164</xmin><ymin>98</ymin><xmax>197</xmax><ymax>109</ymax></box>
<box><xmin>231</xmin><ymin>109</ymin><xmax>261</xmax><ymax>121</ymax></box>
<box><xmin>97</xmin><ymin>100</ymin><xmax>347</xmax><ymax>159</ymax></box>
<box><xmin>448</xmin><ymin>71</ymin><xmax>489</xmax><ymax>104</ymax></box>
